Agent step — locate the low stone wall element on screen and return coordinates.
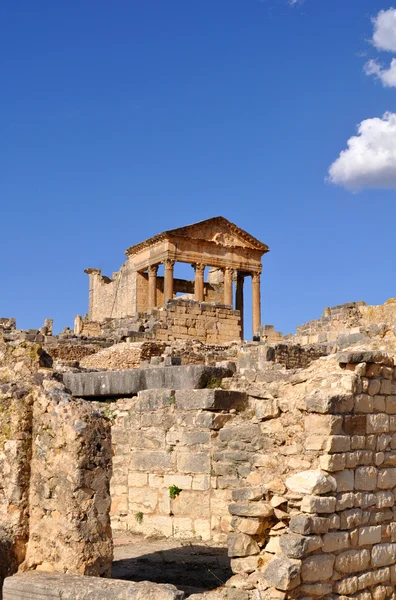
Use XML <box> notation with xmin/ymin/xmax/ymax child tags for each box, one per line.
<box><xmin>226</xmin><ymin>350</ymin><xmax>396</xmax><ymax>599</ymax></box>
<box><xmin>237</xmin><ymin>342</ymin><xmax>330</xmax><ymax>374</ymax></box>
<box><xmin>79</xmin><ymin>299</ymin><xmax>242</xmax><ymax>345</ymax></box>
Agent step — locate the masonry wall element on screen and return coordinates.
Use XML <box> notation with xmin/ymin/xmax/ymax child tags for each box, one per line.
<box><xmin>88</xmin><ymin>260</ymin><xmax>137</xmax><ymax>322</ymax></box>
<box><xmin>226</xmin><ymin>351</ymin><xmax>396</xmax><ymax>600</ymax></box>
<box><xmin>0</xmin><ymin>340</ymin><xmax>113</xmax><ymax>595</ymax></box>
<box><xmin>81</xmin><ymin>299</ymin><xmax>242</xmax><ymax>344</ymax></box>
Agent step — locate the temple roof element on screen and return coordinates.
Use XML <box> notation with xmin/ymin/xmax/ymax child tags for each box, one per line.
<box><xmin>125</xmin><ymin>216</ymin><xmax>269</xmax><ymax>256</ymax></box>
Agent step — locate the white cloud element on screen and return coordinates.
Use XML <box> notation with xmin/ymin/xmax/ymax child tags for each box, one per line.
<box><xmin>372</xmin><ymin>8</ymin><xmax>396</xmax><ymax>52</ymax></box>
<box><xmin>364</xmin><ymin>57</ymin><xmax>396</xmax><ymax>87</ymax></box>
<box><xmin>328</xmin><ymin>112</ymin><xmax>396</xmax><ymax>191</ymax></box>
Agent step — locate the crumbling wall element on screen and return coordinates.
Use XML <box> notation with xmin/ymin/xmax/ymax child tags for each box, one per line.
<box><xmin>226</xmin><ymin>351</ymin><xmax>396</xmax><ymax>600</ymax></box>
<box><xmin>0</xmin><ymin>340</ymin><xmax>113</xmax><ymax>595</ymax></box>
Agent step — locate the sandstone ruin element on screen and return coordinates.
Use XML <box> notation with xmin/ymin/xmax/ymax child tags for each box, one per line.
<box><xmin>3</xmin><ymin>218</ymin><xmax>396</xmax><ymax>599</ymax></box>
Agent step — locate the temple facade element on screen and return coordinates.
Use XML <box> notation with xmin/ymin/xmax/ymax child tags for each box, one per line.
<box><xmin>85</xmin><ymin>216</ymin><xmax>269</xmax><ymax>337</ymax></box>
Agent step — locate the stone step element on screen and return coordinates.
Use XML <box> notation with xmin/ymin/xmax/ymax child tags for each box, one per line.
<box><xmin>63</xmin><ymin>364</ymin><xmax>235</xmax><ymax>398</ymax></box>
<box><xmin>3</xmin><ymin>572</ymin><xmax>185</xmax><ymax>600</ymax></box>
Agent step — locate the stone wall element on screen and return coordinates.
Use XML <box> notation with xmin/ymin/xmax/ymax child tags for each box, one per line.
<box><xmin>106</xmin><ymin>388</ymin><xmax>249</xmax><ymax>542</ymax></box>
<box><xmin>80</xmin><ymin>299</ymin><xmax>242</xmax><ymax>345</ymax></box>
<box><xmin>0</xmin><ymin>340</ymin><xmax>113</xmax><ymax>595</ymax></box>
<box><xmin>236</xmin><ymin>342</ymin><xmax>330</xmax><ymax>374</ymax></box>
<box><xmin>226</xmin><ymin>350</ymin><xmax>396</xmax><ymax>599</ymax></box>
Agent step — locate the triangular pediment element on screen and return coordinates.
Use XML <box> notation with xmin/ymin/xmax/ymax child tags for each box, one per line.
<box><xmin>126</xmin><ymin>216</ymin><xmax>269</xmax><ymax>256</ymax></box>
<box><xmin>166</xmin><ymin>217</ymin><xmax>268</xmax><ymax>252</ymax></box>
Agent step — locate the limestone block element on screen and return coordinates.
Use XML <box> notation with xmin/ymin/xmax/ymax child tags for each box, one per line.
<box><xmin>193</xmin><ymin>519</ymin><xmax>211</xmax><ymax>541</ymax></box>
<box><xmin>376</xmin><ymin>490</ymin><xmax>394</xmax><ymax>508</ymax></box>
<box><xmin>325</xmin><ymin>435</ymin><xmax>351</xmax><ymax>453</ymax></box>
<box><xmin>367</xmin><ymin>414</ymin><xmax>390</xmax><ymax>434</ymax></box>
<box><xmin>377</xmin><ymin>468</ymin><xmax>396</xmax><ymax>489</ymax></box>
<box><xmin>255</xmin><ymin>398</ymin><xmax>280</xmax><ymax>420</ymax></box>
<box><xmin>336</xmin><ymin>492</ymin><xmax>355</xmax><ymax>511</ymax></box>
<box><xmin>173</xmin><ymin>517</ymin><xmax>194</xmax><ymax>539</ymax></box>
<box><xmin>227</xmin><ymin>532</ymin><xmax>260</xmax><ymax>557</ymax></box>
<box><xmin>355</xmin><ymin>467</ymin><xmax>378</xmax><ymax>491</ymax></box>
<box><xmin>334</xmin><ymin>470</ymin><xmax>355</xmax><ymax>492</ymax></box>
<box><xmin>344</xmin><ymin>415</ymin><xmax>367</xmax><ymax>435</ymax></box>
<box><xmin>371</xmin><ymin>543</ymin><xmax>396</xmax><ymax>567</ymax></box>
<box><xmin>368</xmin><ymin>379</ymin><xmax>382</xmax><ymax>396</ymax></box>
<box><xmin>171</xmin><ymin>490</ymin><xmax>210</xmax><ymax>519</ymax></box>
<box><xmin>386</xmin><ymin>396</ymin><xmax>396</xmax><ymax>414</ymax></box>
<box><xmin>279</xmin><ymin>533</ymin><xmax>322</xmax><ymax>559</ymax></box>
<box><xmin>320</xmin><ymin>453</ymin><xmax>346</xmax><ymax>472</ymax></box>
<box><xmin>232</xmin><ymin>517</ymin><xmax>267</xmax><ymax>536</ymax></box>
<box><xmin>231</xmin><ymin>487</ymin><xmax>264</xmax><ymax>502</ymax></box>
<box><xmin>228</xmin><ymin>503</ymin><xmax>273</xmax><ymax>518</ymax></box>
<box><xmin>289</xmin><ymin>515</ymin><xmax>329</xmax><ymax>535</ymax></box>
<box><xmin>322</xmin><ymin>531</ymin><xmax>350</xmax><ymax>553</ymax></box>
<box><xmin>381</xmin><ymin>379</ymin><xmax>393</xmax><ymax>395</ymax></box>
<box><xmin>263</xmin><ymin>558</ymin><xmax>301</xmax><ymax>591</ymax></box>
<box><xmin>130</xmin><ymin>451</ymin><xmax>175</xmax><ymax>472</ymax></box>
<box><xmin>175</xmin><ymin>389</ymin><xmax>247</xmax><ymax>411</ymax></box>
<box><xmin>301</xmin><ymin>495</ymin><xmax>336</xmax><ymax>514</ymax></box>
<box><xmin>358</xmin><ymin>525</ymin><xmax>382</xmax><ymax>546</ymax></box>
<box><xmin>128</xmin><ymin>487</ymin><xmax>158</xmax><ymax>512</ymax></box>
<box><xmin>192</xmin><ymin>475</ymin><xmax>210</xmax><ymax>491</ymax></box>
<box><xmin>304</xmin><ymin>414</ymin><xmax>343</xmax><ymax>435</ymax></box>
<box><xmin>230</xmin><ymin>556</ymin><xmax>261</xmax><ymax>574</ymax></box>
<box><xmin>355</xmin><ymin>394</ymin><xmax>373</xmax><ymax>413</ymax></box>
<box><xmin>285</xmin><ymin>470</ymin><xmax>336</xmax><ymax>495</ymax></box>
<box><xmin>163</xmin><ymin>475</ymin><xmax>192</xmax><ymax>490</ymax></box>
<box><xmin>333</xmin><ymin>577</ymin><xmax>358</xmax><ymax>595</ymax></box>
<box><xmin>177</xmin><ymin>452</ymin><xmax>210</xmax><ymax>474</ymax></box>
<box><xmin>127</xmin><ymin>472</ymin><xmax>148</xmax><ymax>488</ymax></box>
<box><xmin>339</xmin><ymin>508</ymin><xmax>364</xmax><ymax>529</ymax></box>
<box><xmin>334</xmin><ymin>548</ymin><xmax>371</xmax><ymax>573</ymax></box>
<box><xmin>301</xmin><ymin>554</ymin><xmax>335</xmax><ymax>582</ymax></box>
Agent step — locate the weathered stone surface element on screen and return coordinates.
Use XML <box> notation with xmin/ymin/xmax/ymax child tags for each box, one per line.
<box><xmin>227</xmin><ymin>532</ymin><xmax>260</xmax><ymax>557</ymax></box>
<box><xmin>337</xmin><ymin>352</ymin><xmax>394</xmax><ymax>366</ymax></box>
<box><xmin>285</xmin><ymin>470</ymin><xmax>336</xmax><ymax>495</ymax></box>
<box><xmin>228</xmin><ymin>503</ymin><xmax>274</xmax><ymax>518</ymax></box>
<box><xmin>63</xmin><ymin>365</ymin><xmax>235</xmax><ymax>397</ymax></box>
<box><xmin>175</xmin><ymin>389</ymin><xmax>247</xmax><ymax>411</ymax></box>
<box><xmin>2</xmin><ymin>572</ymin><xmax>185</xmax><ymax>599</ymax></box>
<box><xmin>301</xmin><ymin>554</ymin><xmax>335</xmax><ymax>582</ymax></box>
<box><xmin>264</xmin><ymin>557</ymin><xmax>301</xmax><ymax>591</ymax></box>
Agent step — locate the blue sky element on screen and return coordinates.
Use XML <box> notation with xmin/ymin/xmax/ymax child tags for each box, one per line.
<box><xmin>1</xmin><ymin>0</ymin><xmax>396</xmax><ymax>337</ymax></box>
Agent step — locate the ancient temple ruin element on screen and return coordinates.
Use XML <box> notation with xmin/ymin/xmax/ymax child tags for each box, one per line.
<box><xmin>84</xmin><ymin>217</ymin><xmax>269</xmax><ymax>339</ymax></box>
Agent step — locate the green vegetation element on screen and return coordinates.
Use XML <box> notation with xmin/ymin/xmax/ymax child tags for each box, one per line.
<box><xmin>135</xmin><ymin>512</ymin><xmax>144</xmax><ymax>524</ymax></box>
<box><xmin>169</xmin><ymin>484</ymin><xmax>182</xmax><ymax>500</ymax></box>
<box><xmin>166</xmin><ymin>395</ymin><xmax>176</xmax><ymax>406</ymax></box>
<box><xmin>205</xmin><ymin>377</ymin><xmax>223</xmax><ymax>389</ymax></box>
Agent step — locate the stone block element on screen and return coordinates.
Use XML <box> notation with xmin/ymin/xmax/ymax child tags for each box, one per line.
<box><xmin>2</xmin><ymin>572</ymin><xmax>185</xmax><ymax>599</ymax></box>
<box><xmin>289</xmin><ymin>515</ymin><xmax>329</xmax><ymax>535</ymax></box>
<box><xmin>264</xmin><ymin>558</ymin><xmax>301</xmax><ymax>591</ymax></box>
<box><xmin>377</xmin><ymin>468</ymin><xmax>396</xmax><ymax>489</ymax></box>
<box><xmin>163</xmin><ymin>475</ymin><xmax>192</xmax><ymax>489</ymax></box>
<box><xmin>177</xmin><ymin>453</ymin><xmax>211</xmax><ymax>474</ymax></box>
<box><xmin>343</xmin><ymin>415</ymin><xmax>367</xmax><ymax>435</ymax></box>
<box><xmin>320</xmin><ymin>453</ymin><xmax>346</xmax><ymax>472</ymax></box>
<box><xmin>255</xmin><ymin>398</ymin><xmax>280</xmax><ymax>420</ymax></box>
<box><xmin>230</xmin><ymin>556</ymin><xmax>261</xmax><ymax>574</ymax></box>
<box><xmin>386</xmin><ymin>396</ymin><xmax>396</xmax><ymax>414</ymax></box>
<box><xmin>355</xmin><ymin>466</ymin><xmax>378</xmax><ymax>491</ymax></box>
<box><xmin>358</xmin><ymin>525</ymin><xmax>382</xmax><ymax>546</ymax></box>
<box><xmin>334</xmin><ymin>470</ymin><xmax>355</xmax><ymax>492</ymax></box>
<box><xmin>63</xmin><ymin>364</ymin><xmax>235</xmax><ymax>397</ymax></box>
<box><xmin>371</xmin><ymin>543</ymin><xmax>396</xmax><ymax>567</ymax></box>
<box><xmin>322</xmin><ymin>531</ymin><xmax>349</xmax><ymax>553</ymax></box>
<box><xmin>354</xmin><ymin>394</ymin><xmax>373</xmax><ymax>413</ymax></box>
<box><xmin>367</xmin><ymin>414</ymin><xmax>390</xmax><ymax>434</ymax></box>
<box><xmin>135</xmin><ymin>389</ymin><xmax>175</xmax><ymax>412</ymax></box>
<box><xmin>334</xmin><ymin>548</ymin><xmax>370</xmax><ymax>573</ymax></box>
<box><xmin>285</xmin><ymin>470</ymin><xmax>336</xmax><ymax>495</ymax></box>
<box><xmin>228</xmin><ymin>502</ymin><xmax>273</xmax><ymax>518</ymax></box>
<box><xmin>324</xmin><ymin>435</ymin><xmax>351</xmax><ymax>452</ymax></box>
<box><xmin>304</xmin><ymin>414</ymin><xmax>343</xmax><ymax>435</ymax></box>
<box><xmin>301</xmin><ymin>495</ymin><xmax>336</xmax><ymax>514</ymax></box>
<box><xmin>301</xmin><ymin>554</ymin><xmax>335</xmax><ymax>582</ymax></box>
<box><xmin>129</xmin><ymin>451</ymin><xmax>175</xmax><ymax>472</ymax></box>
<box><xmin>175</xmin><ymin>389</ymin><xmax>247</xmax><ymax>411</ymax></box>
<box><xmin>279</xmin><ymin>533</ymin><xmax>322</xmax><ymax>559</ymax></box>
<box><xmin>227</xmin><ymin>532</ymin><xmax>260</xmax><ymax>557</ymax></box>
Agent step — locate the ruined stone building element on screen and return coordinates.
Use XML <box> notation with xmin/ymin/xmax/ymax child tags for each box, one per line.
<box><xmin>83</xmin><ymin>217</ymin><xmax>269</xmax><ymax>340</ymax></box>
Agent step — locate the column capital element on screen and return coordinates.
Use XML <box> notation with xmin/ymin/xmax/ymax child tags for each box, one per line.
<box><xmin>164</xmin><ymin>259</ymin><xmax>175</xmax><ymax>269</ymax></box>
<box><xmin>223</xmin><ymin>266</ymin><xmax>234</xmax><ymax>276</ymax></box>
<box><xmin>148</xmin><ymin>264</ymin><xmax>159</xmax><ymax>276</ymax></box>
<box><xmin>252</xmin><ymin>270</ymin><xmax>261</xmax><ymax>283</ymax></box>
<box><xmin>192</xmin><ymin>262</ymin><xmax>205</xmax><ymax>274</ymax></box>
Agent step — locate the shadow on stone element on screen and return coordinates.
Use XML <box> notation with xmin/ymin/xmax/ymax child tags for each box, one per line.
<box><xmin>112</xmin><ymin>543</ymin><xmax>232</xmax><ymax>597</ymax></box>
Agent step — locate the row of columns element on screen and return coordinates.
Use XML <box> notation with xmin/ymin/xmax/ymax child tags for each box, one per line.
<box><xmin>146</xmin><ymin>260</ymin><xmax>261</xmax><ymax>338</ymax></box>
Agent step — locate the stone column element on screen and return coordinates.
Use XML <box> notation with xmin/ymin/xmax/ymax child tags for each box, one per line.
<box><xmin>164</xmin><ymin>259</ymin><xmax>175</xmax><ymax>303</ymax></box>
<box><xmin>235</xmin><ymin>272</ymin><xmax>245</xmax><ymax>340</ymax></box>
<box><xmin>223</xmin><ymin>267</ymin><xmax>233</xmax><ymax>306</ymax></box>
<box><xmin>148</xmin><ymin>264</ymin><xmax>158</xmax><ymax>309</ymax></box>
<box><xmin>252</xmin><ymin>271</ymin><xmax>261</xmax><ymax>337</ymax></box>
<box><xmin>193</xmin><ymin>263</ymin><xmax>205</xmax><ymax>302</ymax></box>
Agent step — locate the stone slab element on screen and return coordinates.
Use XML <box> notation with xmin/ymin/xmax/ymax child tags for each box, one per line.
<box><xmin>63</xmin><ymin>365</ymin><xmax>234</xmax><ymax>398</ymax></box>
<box><xmin>3</xmin><ymin>572</ymin><xmax>185</xmax><ymax>600</ymax></box>
<box><xmin>175</xmin><ymin>389</ymin><xmax>247</xmax><ymax>411</ymax></box>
